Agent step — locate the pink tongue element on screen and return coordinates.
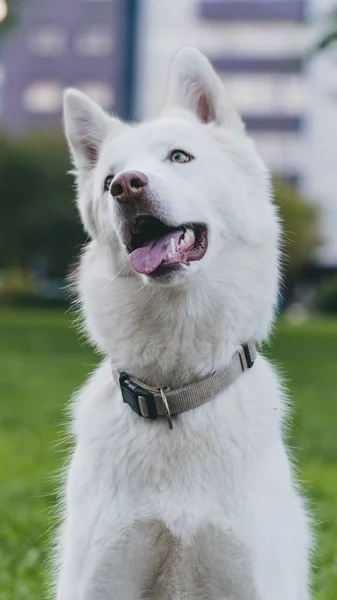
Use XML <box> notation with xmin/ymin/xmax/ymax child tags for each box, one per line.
<box><xmin>129</xmin><ymin>230</ymin><xmax>182</xmax><ymax>275</ymax></box>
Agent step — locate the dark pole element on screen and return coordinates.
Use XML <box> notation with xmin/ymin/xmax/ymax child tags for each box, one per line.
<box><xmin>123</xmin><ymin>0</ymin><xmax>139</xmax><ymax>121</ymax></box>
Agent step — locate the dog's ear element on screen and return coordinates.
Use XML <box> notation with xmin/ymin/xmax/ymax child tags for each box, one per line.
<box><xmin>63</xmin><ymin>89</ymin><xmax>126</xmax><ymax>170</ymax></box>
<box><xmin>164</xmin><ymin>47</ymin><xmax>244</xmax><ymax>132</ymax></box>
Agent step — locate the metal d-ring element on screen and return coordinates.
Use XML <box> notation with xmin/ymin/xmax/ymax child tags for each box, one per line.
<box><xmin>160</xmin><ymin>387</ymin><xmax>173</xmax><ymax>430</ymax></box>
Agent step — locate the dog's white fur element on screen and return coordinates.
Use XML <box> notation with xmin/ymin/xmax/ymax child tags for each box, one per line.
<box><xmin>56</xmin><ymin>48</ymin><xmax>311</xmax><ymax>599</ymax></box>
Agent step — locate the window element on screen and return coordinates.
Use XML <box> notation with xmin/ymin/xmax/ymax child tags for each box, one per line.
<box><xmin>22</xmin><ymin>82</ymin><xmax>62</xmax><ymax>113</ymax></box>
<box><xmin>221</xmin><ymin>74</ymin><xmax>303</xmax><ymax>114</ymax></box>
<box><xmin>28</xmin><ymin>27</ymin><xmax>66</xmax><ymax>56</ymax></box>
<box><xmin>274</xmin><ymin>75</ymin><xmax>303</xmax><ymax>114</ymax></box>
<box><xmin>222</xmin><ymin>75</ymin><xmax>271</xmax><ymax>114</ymax></box>
<box><xmin>76</xmin><ymin>82</ymin><xmax>114</xmax><ymax>109</ymax></box>
<box><xmin>74</xmin><ymin>27</ymin><xmax>113</xmax><ymax>57</ymax></box>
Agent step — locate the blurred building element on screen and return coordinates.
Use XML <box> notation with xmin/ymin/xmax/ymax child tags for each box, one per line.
<box><xmin>0</xmin><ymin>0</ymin><xmax>136</xmax><ymax>132</ymax></box>
<box><xmin>136</xmin><ymin>0</ymin><xmax>309</xmax><ymax>187</ymax></box>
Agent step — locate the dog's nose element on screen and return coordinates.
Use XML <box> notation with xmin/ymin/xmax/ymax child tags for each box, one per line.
<box><xmin>110</xmin><ymin>170</ymin><xmax>149</xmax><ymax>203</ymax></box>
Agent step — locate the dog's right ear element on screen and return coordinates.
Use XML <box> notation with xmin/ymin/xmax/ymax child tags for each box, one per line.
<box><xmin>63</xmin><ymin>89</ymin><xmax>125</xmax><ymax>171</ymax></box>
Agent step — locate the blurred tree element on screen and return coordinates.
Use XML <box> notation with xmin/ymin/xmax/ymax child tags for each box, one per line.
<box><xmin>273</xmin><ymin>178</ymin><xmax>319</xmax><ymax>285</ymax></box>
<box><xmin>19</xmin><ymin>132</ymin><xmax>85</xmax><ymax>277</ymax></box>
<box><xmin>315</xmin><ymin>276</ymin><xmax>337</xmax><ymax>314</ymax></box>
<box><xmin>0</xmin><ymin>131</ymin><xmax>84</xmax><ymax>277</ymax></box>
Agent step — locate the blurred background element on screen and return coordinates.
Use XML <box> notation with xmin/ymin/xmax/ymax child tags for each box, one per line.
<box><xmin>0</xmin><ymin>1</ymin><xmax>337</xmax><ymax>599</ymax></box>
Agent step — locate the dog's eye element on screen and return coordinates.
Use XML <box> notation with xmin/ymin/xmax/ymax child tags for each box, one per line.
<box><xmin>104</xmin><ymin>175</ymin><xmax>114</xmax><ymax>192</ymax></box>
<box><xmin>169</xmin><ymin>150</ymin><xmax>193</xmax><ymax>164</ymax></box>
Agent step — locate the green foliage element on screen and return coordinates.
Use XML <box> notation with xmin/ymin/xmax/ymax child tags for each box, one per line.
<box><xmin>0</xmin><ymin>0</ymin><xmax>21</xmax><ymax>40</ymax></box>
<box><xmin>310</xmin><ymin>4</ymin><xmax>337</xmax><ymax>56</ymax></box>
<box><xmin>0</xmin><ymin>311</ymin><xmax>337</xmax><ymax>598</ymax></box>
<box><xmin>315</xmin><ymin>276</ymin><xmax>337</xmax><ymax>314</ymax></box>
<box><xmin>315</xmin><ymin>6</ymin><xmax>337</xmax><ymax>52</ymax></box>
<box><xmin>0</xmin><ymin>130</ymin><xmax>84</xmax><ymax>277</ymax></box>
<box><xmin>273</xmin><ymin>178</ymin><xmax>319</xmax><ymax>280</ymax></box>
<box><xmin>317</xmin><ymin>30</ymin><xmax>337</xmax><ymax>52</ymax></box>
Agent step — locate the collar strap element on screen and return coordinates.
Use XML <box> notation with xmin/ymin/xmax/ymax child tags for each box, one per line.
<box><xmin>113</xmin><ymin>342</ymin><xmax>257</xmax><ymax>430</ymax></box>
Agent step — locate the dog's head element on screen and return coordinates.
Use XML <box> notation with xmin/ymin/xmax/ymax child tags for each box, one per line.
<box><xmin>64</xmin><ymin>47</ymin><xmax>279</xmax><ymax>285</ymax></box>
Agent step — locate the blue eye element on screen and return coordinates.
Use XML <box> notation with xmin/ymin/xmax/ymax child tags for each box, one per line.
<box><xmin>169</xmin><ymin>149</ymin><xmax>193</xmax><ymax>164</ymax></box>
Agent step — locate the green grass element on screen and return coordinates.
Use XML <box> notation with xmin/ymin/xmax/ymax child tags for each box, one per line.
<box><xmin>0</xmin><ymin>310</ymin><xmax>336</xmax><ymax>599</ymax></box>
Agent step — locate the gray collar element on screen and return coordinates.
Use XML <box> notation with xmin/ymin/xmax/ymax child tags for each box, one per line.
<box><xmin>113</xmin><ymin>342</ymin><xmax>257</xmax><ymax>429</ymax></box>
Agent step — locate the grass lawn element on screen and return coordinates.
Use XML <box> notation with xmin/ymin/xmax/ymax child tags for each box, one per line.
<box><xmin>0</xmin><ymin>309</ymin><xmax>336</xmax><ymax>599</ymax></box>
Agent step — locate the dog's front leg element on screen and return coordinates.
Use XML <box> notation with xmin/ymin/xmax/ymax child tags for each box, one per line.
<box><xmin>56</xmin><ymin>518</ymin><xmax>143</xmax><ymax>600</ymax></box>
<box><xmin>255</xmin><ymin>583</ymin><xmax>311</xmax><ymax>600</ymax></box>
<box><xmin>56</xmin><ymin>549</ymin><xmax>80</xmax><ymax>600</ymax></box>
<box><xmin>56</xmin><ymin>542</ymin><xmax>142</xmax><ymax>600</ymax></box>
<box><xmin>55</xmin><ymin>518</ymin><xmax>92</xmax><ymax>600</ymax></box>
<box><xmin>252</xmin><ymin>537</ymin><xmax>311</xmax><ymax>600</ymax></box>
<box><xmin>55</xmin><ymin>447</ymin><xmax>144</xmax><ymax>600</ymax></box>
<box><xmin>251</xmin><ymin>544</ymin><xmax>311</xmax><ymax>599</ymax></box>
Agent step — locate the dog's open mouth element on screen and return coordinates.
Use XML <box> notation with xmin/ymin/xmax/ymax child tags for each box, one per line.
<box><xmin>126</xmin><ymin>216</ymin><xmax>208</xmax><ymax>276</ymax></box>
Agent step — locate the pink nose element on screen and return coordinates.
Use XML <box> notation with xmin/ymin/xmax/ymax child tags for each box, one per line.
<box><xmin>110</xmin><ymin>170</ymin><xmax>149</xmax><ymax>203</ymax></box>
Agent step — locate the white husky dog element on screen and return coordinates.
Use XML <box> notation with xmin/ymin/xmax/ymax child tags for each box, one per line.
<box><xmin>57</xmin><ymin>48</ymin><xmax>311</xmax><ymax>599</ymax></box>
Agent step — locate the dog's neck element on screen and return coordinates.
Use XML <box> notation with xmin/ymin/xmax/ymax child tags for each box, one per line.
<box><xmin>80</xmin><ymin>243</ymin><xmax>272</xmax><ymax>389</ymax></box>
<box><xmin>112</xmin><ymin>279</ymin><xmax>239</xmax><ymax>389</ymax></box>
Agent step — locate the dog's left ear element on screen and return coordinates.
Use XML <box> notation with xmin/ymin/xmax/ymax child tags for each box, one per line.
<box><xmin>164</xmin><ymin>47</ymin><xmax>244</xmax><ymax>133</ymax></box>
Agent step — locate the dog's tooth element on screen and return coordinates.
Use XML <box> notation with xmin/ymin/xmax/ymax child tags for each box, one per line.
<box><xmin>170</xmin><ymin>237</ymin><xmax>175</xmax><ymax>254</ymax></box>
<box><xmin>167</xmin><ymin>251</ymin><xmax>172</xmax><ymax>259</ymax></box>
<box><xmin>186</xmin><ymin>228</ymin><xmax>194</xmax><ymax>240</ymax></box>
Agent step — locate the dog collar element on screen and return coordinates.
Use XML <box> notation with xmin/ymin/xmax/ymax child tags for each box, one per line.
<box><xmin>112</xmin><ymin>342</ymin><xmax>257</xmax><ymax>430</ymax></box>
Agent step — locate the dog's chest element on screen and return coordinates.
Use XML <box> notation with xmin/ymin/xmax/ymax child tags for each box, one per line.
<box><xmin>106</xmin><ymin>518</ymin><xmax>256</xmax><ymax>600</ymax></box>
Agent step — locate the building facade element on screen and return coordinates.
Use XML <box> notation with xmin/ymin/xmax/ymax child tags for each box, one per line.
<box><xmin>0</xmin><ymin>0</ymin><xmax>133</xmax><ymax>132</ymax></box>
<box><xmin>136</xmin><ymin>0</ymin><xmax>309</xmax><ymax>186</ymax></box>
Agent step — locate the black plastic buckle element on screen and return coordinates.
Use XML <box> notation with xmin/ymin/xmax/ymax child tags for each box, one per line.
<box><xmin>119</xmin><ymin>372</ymin><xmax>157</xmax><ymax>420</ymax></box>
